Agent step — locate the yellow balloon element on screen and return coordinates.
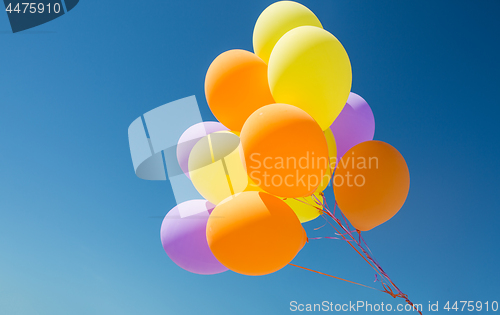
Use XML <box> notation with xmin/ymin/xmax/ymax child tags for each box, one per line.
<box><xmin>253</xmin><ymin>1</ymin><xmax>322</xmax><ymax>64</ymax></box>
<box><xmin>314</xmin><ymin>128</ymin><xmax>337</xmax><ymax>193</ymax></box>
<box><xmin>188</xmin><ymin>131</ymin><xmax>248</xmax><ymax>204</ymax></box>
<box><xmin>244</xmin><ymin>176</ymin><xmax>266</xmax><ymax>192</ymax></box>
<box><xmin>268</xmin><ymin>26</ymin><xmax>352</xmax><ymax>130</ymax></box>
<box><xmin>283</xmin><ymin>193</ymin><xmax>323</xmax><ymax>223</ymax></box>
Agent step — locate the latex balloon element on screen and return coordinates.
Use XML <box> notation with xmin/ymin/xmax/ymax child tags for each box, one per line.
<box><xmin>206</xmin><ymin>191</ymin><xmax>306</xmax><ymax>276</ymax></box>
<box><xmin>177</xmin><ymin>121</ymin><xmax>228</xmax><ymax>179</ymax></box>
<box><xmin>330</xmin><ymin>93</ymin><xmax>375</xmax><ymax>160</ymax></box>
<box><xmin>283</xmin><ymin>193</ymin><xmax>322</xmax><ymax>223</ymax></box>
<box><xmin>189</xmin><ymin>131</ymin><xmax>248</xmax><ymax>204</ymax></box>
<box><xmin>205</xmin><ymin>49</ymin><xmax>275</xmax><ymax>131</ymax></box>
<box><xmin>314</xmin><ymin>128</ymin><xmax>337</xmax><ymax>193</ymax></box>
<box><xmin>240</xmin><ymin>103</ymin><xmax>329</xmax><ymax>198</ymax></box>
<box><xmin>253</xmin><ymin>1</ymin><xmax>322</xmax><ymax>64</ymax></box>
<box><xmin>243</xmin><ymin>176</ymin><xmax>266</xmax><ymax>192</ymax></box>
<box><xmin>160</xmin><ymin>200</ymin><xmax>228</xmax><ymax>275</ymax></box>
<box><xmin>268</xmin><ymin>26</ymin><xmax>352</xmax><ymax>130</ymax></box>
<box><xmin>334</xmin><ymin>141</ymin><xmax>410</xmax><ymax>231</ymax></box>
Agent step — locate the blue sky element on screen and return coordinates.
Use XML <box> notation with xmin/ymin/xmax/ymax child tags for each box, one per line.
<box><xmin>0</xmin><ymin>1</ymin><xmax>499</xmax><ymax>314</ymax></box>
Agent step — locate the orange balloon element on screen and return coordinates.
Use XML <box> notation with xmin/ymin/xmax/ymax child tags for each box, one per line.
<box><xmin>206</xmin><ymin>191</ymin><xmax>306</xmax><ymax>276</ymax></box>
<box><xmin>205</xmin><ymin>49</ymin><xmax>275</xmax><ymax>131</ymax></box>
<box><xmin>333</xmin><ymin>141</ymin><xmax>410</xmax><ymax>231</ymax></box>
<box><xmin>240</xmin><ymin>104</ymin><xmax>329</xmax><ymax>198</ymax></box>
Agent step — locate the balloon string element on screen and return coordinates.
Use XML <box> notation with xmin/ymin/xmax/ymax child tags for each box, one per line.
<box><xmin>321</xmin><ymin>198</ymin><xmax>389</xmax><ymax>284</ymax></box>
<box><xmin>308</xmin><ymin>236</ymin><xmax>348</xmax><ymax>241</ymax></box>
<box><xmin>301</xmin><ymin>193</ymin><xmax>422</xmax><ymax>315</ymax></box>
<box><xmin>288</xmin><ymin>263</ymin><xmax>380</xmax><ymax>291</ymax></box>
<box><xmin>281</xmin><ymin>186</ymin><xmax>422</xmax><ymax>313</ymax></box>
<box><xmin>289</xmin><ymin>263</ymin><xmax>421</xmax><ymax>315</ymax></box>
<box><xmin>313</xmin><ymin>223</ymin><xmax>327</xmax><ymax>230</ymax></box>
<box><xmin>329</xmin><ymin>201</ymin><xmax>396</xmax><ymax>291</ymax></box>
<box><xmin>318</xmin><ymin>198</ymin><xmax>385</xmax><ymax>280</ymax></box>
<box><xmin>320</xmin><ymin>214</ymin><xmax>387</xmax><ymax>282</ymax></box>
<box><xmin>322</xmin><ymin>203</ymin><xmax>392</xmax><ymax>291</ymax></box>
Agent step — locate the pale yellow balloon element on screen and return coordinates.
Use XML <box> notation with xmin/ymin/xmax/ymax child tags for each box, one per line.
<box><xmin>314</xmin><ymin>128</ymin><xmax>337</xmax><ymax>193</ymax></box>
<box><xmin>283</xmin><ymin>193</ymin><xmax>323</xmax><ymax>223</ymax></box>
<box><xmin>253</xmin><ymin>1</ymin><xmax>322</xmax><ymax>64</ymax></box>
<box><xmin>188</xmin><ymin>131</ymin><xmax>248</xmax><ymax>204</ymax></box>
<box><xmin>268</xmin><ymin>26</ymin><xmax>352</xmax><ymax>130</ymax></box>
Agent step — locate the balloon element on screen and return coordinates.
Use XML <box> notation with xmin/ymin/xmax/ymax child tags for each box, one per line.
<box><xmin>177</xmin><ymin>121</ymin><xmax>228</xmax><ymax>179</ymax></box>
<box><xmin>314</xmin><ymin>128</ymin><xmax>337</xmax><ymax>193</ymax></box>
<box><xmin>330</xmin><ymin>93</ymin><xmax>375</xmax><ymax>160</ymax></box>
<box><xmin>240</xmin><ymin>103</ymin><xmax>329</xmax><ymax>198</ymax></box>
<box><xmin>253</xmin><ymin>1</ymin><xmax>322</xmax><ymax>64</ymax></box>
<box><xmin>160</xmin><ymin>199</ymin><xmax>228</xmax><ymax>275</ymax></box>
<box><xmin>284</xmin><ymin>193</ymin><xmax>322</xmax><ymax>223</ymax></box>
<box><xmin>268</xmin><ymin>26</ymin><xmax>352</xmax><ymax>130</ymax></box>
<box><xmin>188</xmin><ymin>131</ymin><xmax>248</xmax><ymax>204</ymax></box>
<box><xmin>187</xmin><ymin>129</ymin><xmax>265</xmax><ymax>200</ymax></box>
<box><xmin>243</xmin><ymin>176</ymin><xmax>266</xmax><ymax>192</ymax></box>
<box><xmin>205</xmin><ymin>49</ymin><xmax>275</xmax><ymax>131</ymax></box>
<box><xmin>206</xmin><ymin>191</ymin><xmax>306</xmax><ymax>276</ymax></box>
<box><xmin>333</xmin><ymin>141</ymin><xmax>410</xmax><ymax>231</ymax></box>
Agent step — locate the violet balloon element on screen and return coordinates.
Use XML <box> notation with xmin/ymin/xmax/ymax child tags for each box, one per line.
<box><xmin>160</xmin><ymin>199</ymin><xmax>228</xmax><ymax>275</ymax></box>
<box><xmin>330</xmin><ymin>93</ymin><xmax>375</xmax><ymax>160</ymax></box>
<box><xmin>177</xmin><ymin>121</ymin><xmax>228</xmax><ymax>178</ymax></box>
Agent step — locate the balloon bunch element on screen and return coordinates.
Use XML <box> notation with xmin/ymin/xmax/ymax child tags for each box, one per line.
<box><xmin>158</xmin><ymin>1</ymin><xmax>418</xmax><ymax>312</ymax></box>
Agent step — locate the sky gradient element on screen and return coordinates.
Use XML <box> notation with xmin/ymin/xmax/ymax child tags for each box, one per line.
<box><xmin>0</xmin><ymin>1</ymin><xmax>499</xmax><ymax>314</ymax></box>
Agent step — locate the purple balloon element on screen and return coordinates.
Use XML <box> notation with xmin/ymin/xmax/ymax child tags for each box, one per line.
<box><xmin>330</xmin><ymin>93</ymin><xmax>375</xmax><ymax>160</ymax></box>
<box><xmin>160</xmin><ymin>199</ymin><xmax>228</xmax><ymax>275</ymax></box>
<box><xmin>177</xmin><ymin>122</ymin><xmax>228</xmax><ymax>178</ymax></box>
